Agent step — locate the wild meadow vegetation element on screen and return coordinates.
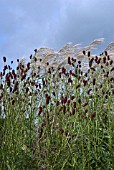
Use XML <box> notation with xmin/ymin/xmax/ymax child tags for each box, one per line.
<box><xmin>0</xmin><ymin>39</ymin><xmax>114</xmax><ymax>169</ymax></box>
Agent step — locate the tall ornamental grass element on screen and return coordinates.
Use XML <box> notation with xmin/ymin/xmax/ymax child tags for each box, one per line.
<box><xmin>0</xmin><ymin>39</ymin><xmax>114</xmax><ymax>169</ymax></box>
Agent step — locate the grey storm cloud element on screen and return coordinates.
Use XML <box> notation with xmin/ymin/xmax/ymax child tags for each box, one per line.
<box><xmin>54</xmin><ymin>0</ymin><xmax>114</xmax><ymax>49</ymax></box>
<box><xmin>0</xmin><ymin>0</ymin><xmax>114</xmax><ymax>68</ymax></box>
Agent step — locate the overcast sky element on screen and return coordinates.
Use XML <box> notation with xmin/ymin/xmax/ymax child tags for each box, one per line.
<box><xmin>0</xmin><ymin>0</ymin><xmax>114</xmax><ymax>68</ymax></box>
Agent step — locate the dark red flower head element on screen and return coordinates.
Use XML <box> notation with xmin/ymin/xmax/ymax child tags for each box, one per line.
<box><xmin>30</xmin><ymin>55</ymin><xmax>32</xmax><ymax>59</ymax></box>
<box><xmin>104</xmin><ymin>51</ymin><xmax>108</xmax><ymax>56</ymax></box>
<box><xmin>110</xmin><ymin>60</ymin><xmax>113</xmax><ymax>65</ymax></box>
<box><xmin>68</xmin><ymin>78</ymin><xmax>72</xmax><ymax>83</ymax></box>
<box><xmin>78</xmin><ymin>98</ymin><xmax>81</xmax><ymax>104</ymax></box>
<box><xmin>90</xmin><ymin>112</ymin><xmax>96</xmax><ymax>120</ymax></box>
<box><xmin>88</xmin><ymin>51</ymin><xmax>90</xmax><ymax>57</ymax></box>
<box><xmin>93</xmin><ymin>78</ymin><xmax>96</xmax><ymax>86</ymax></box>
<box><xmin>68</xmin><ymin>56</ymin><xmax>71</xmax><ymax>65</ymax></box>
<box><xmin>83</xmin><ymin>50</ymin><xmax>86</xmax><ymax>55</ymax></box>
<box><xmin>3</xmin><ymin>56</ymin><xmax>6</xmax><ymax>62</ymax></box>
<box><xmin>34</xmin><ymin>49</ymin><xmax>37</xmax><ymax>53</ymax></box>
<box><xmin>83</xmin><ymin>102</ymin><xmax>88</xmax><ymax>107</ymax></box>
<box><xmin>38</xmin><ymin>106</ymin><xmax>43</xmax><ymax>115</ymax></box>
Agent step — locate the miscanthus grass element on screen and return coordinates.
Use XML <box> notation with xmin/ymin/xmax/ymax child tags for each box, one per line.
<box><xmin>0</xmin><ymin>38</ymin><xmax>114</xmax><ymax>170</ymax></box>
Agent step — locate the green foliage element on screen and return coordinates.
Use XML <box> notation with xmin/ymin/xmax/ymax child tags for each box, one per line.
<box><xmin>0</xmin><ymin>50</ymin><xmax>114</xmax><ymax>170</ymax></box>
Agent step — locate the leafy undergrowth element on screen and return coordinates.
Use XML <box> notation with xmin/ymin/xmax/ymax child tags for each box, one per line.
<box><xmin>0</xmin><ymin>49</ymin><xmax>114</xmax><ymax>170</ymax></box>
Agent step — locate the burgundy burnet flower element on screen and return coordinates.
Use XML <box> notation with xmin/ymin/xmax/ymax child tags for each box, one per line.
<box><xmin>46</xmin><ymin>95</ymin><xmax>50</xmax><ymax>105</ymax></box>
<box><xmin>78</xmin><ymin>60</ymin><xmax>81</xmax><ymax>64</ymax></box>
<box><xmin>67</xmin><ymin>100</ymin><xmax>70</xmax><ymax>105</ymax></box>
<box><xmin>63</xmin><ymin>105</ymin><xmax>66</xmax><ymax>114</ymax></box>
<box><xmin>101</xmin><ymin>65</ymin><xmax>103</xmax><ymax>69</ymax></box>
<box><xmin>38</xmin><ymin>106</ymin><xmax>43</xmax><ymax>115</ymax></box>
<box><xmin>64</xmin><ymin>131</ymin><xmax>69</xmax><ymax>136</ymax></box>
<box><xmin>64</xmin><ymin>96</ymin><xmax>67</xmax><ymax>103</ymax></box>
<box><xmin>13</xmin><ymin>81</ymin><xmax>19</xmax><ymax>92</ymax></box>
<box><xmin>10</xmin><ymin>87</ymin><xmax>12</xmax><ymax>92</ymax></box>
<box><xmin>34</xmin><ymin>57</ymin><xmax>37</xmax><ymax>62</ymax></box>
<box><xmin>5</xmin><ymin>74</ymin><xmax>11</xmax><ymax>87</ymax></box>
<box><xmin>12</xmin><ymin>99</ymin><xmax>15</xmax><ymax>105</ymax></box>
<box><xmin>110</xmin><ymin>67</ymin><xmax>114</xmax><ymax>72</ymax></box>
<box><xmin>87</xmin><ymin>88</ymin><xmax>92</xmax><ymax>95</ymax></box>
<box><xmin>72</xmin><ymin>58</ymin><xmax>76</xmax><ymax>62</ymax></box>
<box><xmin>78</xmin><ymin>98</ymin><xmax>81</xmax><ymax>104</ymax></box>
<box><xmin>110</xmin><ymin>60</ymin><xmax>113</xmax><ymax>65</ymax></box>
<box><xmin>25</xmin><ymin>87</ymin><xmax>29</xmax><ymax>93</ymax></box>
<box><xmin>4</xmin><ymin>65</ymin><xmax>8</xmax><ymax>70</ymax></box>
<box><xmin>83</xmin><ymin>102</ymin><xmax>88</xmax><ymax>107</ymax></box>
<box><xmin>112</xmin><ymin>89</ymin><xmax>114</xmax><ymax>95</ymax></box>
<box><xmin>59</xmin><ymin>72</ymin><xmax>61</xmax><ymax>78</ymax></box>
<box><xmin>81</xmin><ymin>71</ymin><xmax>83</xmax><ymax>75</ymax></box>
<box><xmin>3</xmin><ymin>56</ymin><xmax>6</xmax><ymax>62</ymax></box>
<box><xmin>104</xmin><ymin>51</ymin><xmax>108</xmax><ymax>56</ymax></box>
<box><xmin>68</xmin><ymin>56</ymin><xmax>71</xmax><ymax>65</ymax></box>
<box><xmin>30</xmin><ymin>55</ymin><xmax>32</xmax><ymax>59</ymax></box>
<box><xmin>0</xmin><ymin>72</ymin><xmax>2</xmax><ymax>77</ymax></box>
<box><xmin>84</xmin><ymin>73</ymin><xmax>88</xmax><ymax>77</ymax></box>
<box><xmin>68</xmin><ymin>78</ymin><xmax>72</xmax><ymax>83</ymax></box>
<box><xmin>61</xmin><ymin>97</ymin><xmax>64</xmax><ymax>104</ymax></box>
<box><xmin>95</xmin><ymin>56</ymin><xmax>98</xmax><ymax>60</ymax></box>
<box><xmin>39</xmin><ymin>83</ymin><xmax>41</xmax><ymax>89</ymax></box>
<box><xmin>72</xmin><ymin>63</ymin><xmax>75</xmax><ymax>67</ymax></box>
<box><xmin>83</xmin><ymin>50</ymin><xmax>86</xmax><ymax>55</ymax></box>
<box><xmin>70</xmin><ymin>108</ymin><xmax>76</xmax><ymax>115</ymax></box>
<box><xmin>102</xmin><ymin>90</ymin><xmax>105</xmax><ymax>95</ymax></box>
<box><xmin>60</xmin><ymin>128</ymin><xmax>64</xmax><ymax>134</ymax></box>
<box><xmin>27</xmin><ymin>62</ymin><xmax>30</xmax><ymax>69</ymax></box>
<box><xmin>73</xmin><ymin>102</ymin><xmax>76</xmax><ymax>108</ymax></box>
<box><xmin>95</xmin><ymin>87</ymin><xmax>98</xmax><ymax>92</ymax></box>
<box><xmin>70</xmin><ymin>95</ymin><xmax>75</xmax><ymax>100</ymax></box>
<box><xmin>105</xmin><ymin>71</ymin><xmax>109</xmax><ymax>77</ymax></box>
<box><xmin>72</xmin><ymin>73</ymin><xmax>77</xmax><ymax>77</ymax></box>
<box><xmin>34</xmin><ymin>49</ymin><xmax>37</xmax><ymax>53</ymax></box>
<box><xmin>0</xmin><ymin>84</ymin><xmax>3</xmax><ymax>89</ymax></box>
<box><xmin>56</xmin><ymin>101</ymin><xmax>60</xmax><ymax>106</ymax></box>
<box><xmin>21</xmin><ymin>74</ymin><xmax>26</xmax><ymax>81</ymax></box>
<box><xmin>90</xmin><ymin>112</ymin><xmax>96</xmax><ymax>120</ymax></box>
<box><xmin>48</xmin><ymin>68</ymin><xmax>51</xmax><ymax>74</ymax></box>
<box><xmin>93</xmin><ymin>78</ymin><xmax>96</xmax><ymax>86</ymax></box>
<box><xmin>100</xmin><ymin>84</ymin><xmax>102</xmax><ymax>88</ymax></box>
<box><xmin>88</xmin><ymin>51</ymin><xmax>90</xmax><ymax>57</ymax></box>
<box><xmin>52</xmin><ymin>91</ymin><xmax>56</xmax><ymax>96</ymax></box>
<box><xmin>84</xmin><ymin>109</ymin><xmax>88</xmax><ymax>116</ymax></box>
<box><xmin>62</xmin><ymin>67</ymin><xmax>66</xmax><ymax>74</ymax></box>
<box><xmin>107</xmin><ymin>55</ymin><xmax>110</xmax><ymax>60</ymax></box>
<box><xmin>91</xmin><ymin>67</ymin><xmax>96</xmax><ymax>71</ymax></box>
<box><xmin>83</xmin><ymin>80</ymin><xmax>87</xmax><ymax>86</ymax></box>
<box><xmin>69</xmin><ymin>70</ymin><xmax>72</xmax><ymax>75</ymax></box>
<box><xmin>76</xmin><ymin>84</ymin><xmax>80</xmax><ymax>89</ymax></box>
<box><xmin>89</xmin><ymin>60</ymin><xmax>93</xmax><ymax>68</ymax></box>
<box><xmin>12</xmin><ymin>69</ymin><xmax>15</xmax><ymax>76</ymax></box>
<box><xmin>42</xmin><ymin>80</ymin><xmax>45</xmax><ymax>86</ymax></box>
<box><xmin>96</xmin><ymin>58</ymin><xmax>101</xmax><ymax>64</ymax></box>
<box><xmin>41</xmin><ymin>121</ymin><xmax>46</xmax><ymax>127</ymax></box>
<box><xmin>103</xmin><ymin>57</ymin><xmax>106</xmax><ymax>64</ymax></box>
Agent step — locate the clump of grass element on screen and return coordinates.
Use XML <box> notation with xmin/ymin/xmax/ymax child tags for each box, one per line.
<box><xmin>0</xmin><ymin>39</ymin><xmax>114</xmax><ymax>170</ymax></box>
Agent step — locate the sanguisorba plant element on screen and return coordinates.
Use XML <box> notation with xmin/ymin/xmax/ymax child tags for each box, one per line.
<box><xmin>0</xmin><ymin>39</ymin><xmax>114</xmax><ymax>170</ymax></box>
